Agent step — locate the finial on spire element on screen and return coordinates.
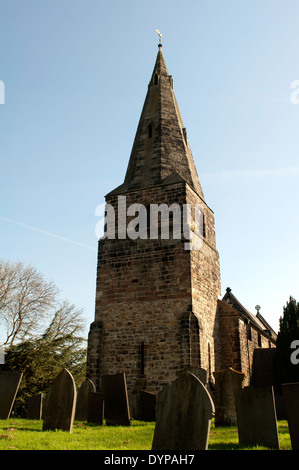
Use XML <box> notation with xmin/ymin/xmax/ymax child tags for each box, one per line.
<box><xmin>156</xmin><ymin>29</ymin><xmax>162</xmax><ymax>47</ymax></box>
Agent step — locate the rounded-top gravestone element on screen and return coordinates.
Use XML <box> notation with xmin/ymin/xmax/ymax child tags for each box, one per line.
<box><xmin>152</xmin><ymin>371</ymin><xmax>215</xmax><ymax>450</ymax></box>
<box><xmin>43</xmin><ymin>369</ymin><xmax>77</xmax><ymax>433</ymax></box>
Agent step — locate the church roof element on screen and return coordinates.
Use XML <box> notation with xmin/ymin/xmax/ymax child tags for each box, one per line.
<box><xmin>222</xmin><ymin>287</ymin><xmax>277</xmax><ymax>339</ymax></box>
<box><xmin>107</xmin><ymin>44</ymin><xmax>204</xmax><ymax>198</ymax></box>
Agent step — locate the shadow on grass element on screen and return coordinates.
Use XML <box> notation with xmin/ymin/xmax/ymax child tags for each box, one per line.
<box><xmin>208</xmin><ymin>442</ymin><xmax>241</xmax><ymax>450</ymax></box>
<box><xmin>80</xmin><ymin>420</ymin><xmax>155</xmax><ymax>428</ymax></box>
<box><xmin>3</xmin><ymin>426</ymin><xmax>43</xmax><ymax>432</ymax></box>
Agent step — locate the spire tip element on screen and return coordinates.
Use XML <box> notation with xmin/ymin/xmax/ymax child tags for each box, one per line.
<box><xmin>156</xmin><ymin>29</ymin><xmax>163</xmax><ymax>47</ymax></box>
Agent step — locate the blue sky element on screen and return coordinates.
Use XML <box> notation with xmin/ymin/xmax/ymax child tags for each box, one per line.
<box><xmin>1</xmin><ymin>0</ymin><xmax>299</xmax><ymax>339</ymax></box>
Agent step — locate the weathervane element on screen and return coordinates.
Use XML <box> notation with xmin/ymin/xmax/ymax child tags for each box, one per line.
<box><xmin>156</xmin><ymin>29</ymin><xmax>162</xmax><ymax>45</ymax></box>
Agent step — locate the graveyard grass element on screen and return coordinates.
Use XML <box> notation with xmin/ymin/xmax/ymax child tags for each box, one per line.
<box><xmin>0</xmin><ymin>418</ymin><xmax>292</xmax><ymax>450</ymax></box>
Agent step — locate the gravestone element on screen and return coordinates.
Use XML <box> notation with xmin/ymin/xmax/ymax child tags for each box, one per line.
<box><xmin>75</xmin><ymin>378</ymin><xmax>96</xmax><ymax>421</ymax></box>
<box><xmin>282</xmin><ymin>383</ymin><xmax>299</xmax><ymax>450</ymax></box>
<box><xmin>214</xmin><ymin>367</ymin><xmax>245</xmax><ymax>426</ymax></box>
<box><xmin>139</xmin><ymin>390</ymin><xmax>156</xmax><ymax>421</ymax></box>
<box><xmin>274</xmin><ymin>393</ymin><xmax>286</xmax><ymax>420</ymax></box>
<box><xmin>102</xmin><ymin>372</ymin><xmax>131</xmax><ymax>426</ymax></box>
<box><xmin>87</xmin><ymin>392</ymin><xmax>104</xmax><ymax>424</ymax></box>
<box><xmin>151</xmin><ymin>371</ymin><xmax>215</xmax><ymax>450</ymax></box>
<box><xmin>27</xmin><ymin>393</ymin><xmax>43</xmax><ymax>420</ymax></box>
<box><xmin>234</xmin><ymin>386</ymin><xmax>279</xmax><ymax>449</ymax></box>
<box><xmin>185</xmin><ymin>367</ymin><xmax>207</xmax><ymax>386</ymax></box>
<box><xmin>132</xmin><ymin>377</ymin><xmax>146</xmax><ymax>418</ymax></box>
<box><xmin>0</xmin><ymin>370</ymin><xmax>23</xmax><ymax>419</ymax></box>
<box><xmin>43</xmin><ymin>369</ymin><xmax>77</xmax><ymax>432</ymax></box>
<box><xmin>252</xmin><ymin>348</ymin><xmax>276</xmax><ymax>388</ymax></box>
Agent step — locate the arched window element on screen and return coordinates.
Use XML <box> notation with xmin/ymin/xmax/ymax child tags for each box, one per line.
<box><xmin>154</xmin><ymin>73</ymin><xmax>159</xmax><ymax>85</ymax></box>
<box><xmin>247</xmin><ymin>323</ymin><xmax>252</xmax><ymax>341</ymax></box>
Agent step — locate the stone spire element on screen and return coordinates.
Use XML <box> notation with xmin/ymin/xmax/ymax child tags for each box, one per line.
<box><xmin>108</xmin><ymin>44</ymin><xmax>204</xmax><ymax>199</ymax></box>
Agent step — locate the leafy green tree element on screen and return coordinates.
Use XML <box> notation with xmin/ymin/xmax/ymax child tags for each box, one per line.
<box><xmin>2</xmin><ymin>301</ymin><xmax>87</xmax><ymax>416</ymax></box>
<box><xmin>273</xmin><ymin>296</ymin><xmax>299</xmax><ymax>390</ymax></box>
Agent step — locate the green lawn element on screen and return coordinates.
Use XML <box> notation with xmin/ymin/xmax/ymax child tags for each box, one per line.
<box><xmin>0</xmin><ymin>418</ymin><xmax>292</xmax><ymax>450</ymax></box>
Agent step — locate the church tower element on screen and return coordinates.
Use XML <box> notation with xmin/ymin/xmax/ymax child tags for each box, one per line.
<box><xmin>87</xmin><ymin>43</ymin><xmax>221</xmax><ymax>413</ymax></box>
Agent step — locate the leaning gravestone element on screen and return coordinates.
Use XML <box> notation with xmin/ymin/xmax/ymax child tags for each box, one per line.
<box><xmin>282</xmin><ymin>383</ymin><xmax>299</xmax><ymax>450</ymax></box>
<box><xmin>102</xmin><ymin>372</ymin><xmax>131</xmax><ymax>426</ymax></box>
<box><xmin>0</xmin><ymin>370</ymin><xmax>23</xmax><ymax>419</ymax></box>
<box><xmin>75</xmin><ymin>378</ymin><xmax>96</xmax><ymax>421</ymax></box>
<box><xmin>214</xmin><ymin>367</ymin><xmax>245</xmax><ymax>426</ymax></box>
<box><xmin>43</xmin><ymin>369</ymin><xmax>77</xmax><ymax>432</ymax></box>
<box><xmin>234</xmin><ymin>386</ymin><xmax>279</xmax><ymax>449</ymax></box>
<box><xmin>27</xmin><ymin>393</ymin><xmax>43</xmax><ymax>420</ymax></box>
<box><xmin>152</xmin><ymin>371</ymin><xmax>215</xmax><ymax>450</ymax></box>
<box><xmin>87</xmin><ymin>392</ymin><xmax>104</xmax><ymax>424</ymax></box>
<box><xmin>139</xmin><ymin>390</ymin><xmax>156</xmax><ymax>421</ymax></box>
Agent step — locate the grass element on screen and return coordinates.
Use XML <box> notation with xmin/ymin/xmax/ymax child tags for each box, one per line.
<box><xmin>0</xmin><ymin>418</ymin><xmax>292</xmax><ymax>450</ymax></box>
<box><xmin>208</xmin><ymin>420</ymin><xmax>292</xmax><ymax>450</ymax></box>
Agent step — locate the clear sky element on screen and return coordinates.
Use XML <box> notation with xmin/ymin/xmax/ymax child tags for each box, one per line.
<box><xmin>1</xmin><ymin>0</ymin><xmax>299</xmax><ymax>340</ymax></box>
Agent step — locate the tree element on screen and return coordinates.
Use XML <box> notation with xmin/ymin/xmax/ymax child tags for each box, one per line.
<box><xmin>0</xmin><ymin>259</ymin><xmax>88</xmax><ymax>415</ymax></box>
<box><xmin>3</xmin><ymin>300</ymin><xmax>87</xmax><ymax>416</ymax></box>
<box><xmin>0</xmin><ymin>260</ymin><xmax>58</xmax><ymax>345</ymax></box>
<box><xmin>273</xmin><ymin>296</ymin><xmax>299</xmax><ymax>389</ymax></box>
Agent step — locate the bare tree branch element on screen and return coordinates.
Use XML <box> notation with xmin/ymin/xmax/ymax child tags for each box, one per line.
<box><xmin>0</xmin><ymin>260</ymin><xmax>58</xmax><ymax>345</ymax></box>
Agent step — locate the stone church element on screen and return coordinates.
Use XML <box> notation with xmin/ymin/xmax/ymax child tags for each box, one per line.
<box><xmin>87</xmin><ymin>43</ymin><xmax>276</xmax><ymax>414</ymax></box>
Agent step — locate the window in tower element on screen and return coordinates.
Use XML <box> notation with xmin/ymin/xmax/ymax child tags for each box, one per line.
<box><xmin>154</xmin><ymin>73</ymin><xmax>159</xmax><ymax>85</ymax></box>
<box><xmin>140</xmin><ymin>341</ymin><xmax>145</xmax><ymax>376</ymax></box>
<box><xmin>202</xmin><ymin>213</ymin><xmax>206</xmax><ymax>238</ymax></box>
<box><xmin>148</xmin><ymin>123</ymin><xmax>153</xmax><ymax>139</ymax></box>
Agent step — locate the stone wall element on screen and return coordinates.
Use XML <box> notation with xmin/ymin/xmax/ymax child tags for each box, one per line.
<box><xmin>186</xmin><ymin>184</ymin><xmax>221</xmax><ymax>382</ymax></box>
<box><xmin>87</xmin><ymin>179</ymin><xmax>221</xmax><ymax>410</ymax></box>
<box><xmin>217</xmin><ymin>300</ymin><xmax>276</xmax><ymax>386</ymax></box>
